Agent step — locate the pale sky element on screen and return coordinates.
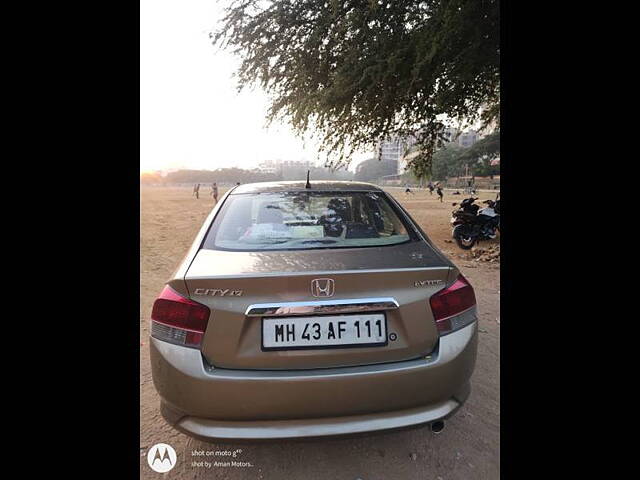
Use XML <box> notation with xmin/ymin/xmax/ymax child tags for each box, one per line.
<box><xmin>140</xmin><ymin>0</ymin><xmax>369</xmax><ymax>174</ymax></box>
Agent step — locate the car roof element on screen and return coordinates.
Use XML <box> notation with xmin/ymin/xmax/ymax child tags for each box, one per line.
<box><xmin>230</xmin><ymin>181</ymin><xmax>383</xmax><ymax>194</ymax></box>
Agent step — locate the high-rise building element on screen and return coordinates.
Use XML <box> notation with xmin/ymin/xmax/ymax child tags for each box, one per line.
<box><xmin>457</xmin><ymin>130</ymin><xmax>478</xmax><ymax>148</ymax></box>
<box><xmin>442</xmin><ymin>127</ymin><xmax>479</xmax><ymax>147</ymax></box>
<box><xmin>377</xmin><ymin>136</ymin><xmax>418</xmax><ymax>175</ymax></box>
<box><xmin>379</xmin><ymin>127</ymin><xmax>480</xmax><ymax>175</ymax></box>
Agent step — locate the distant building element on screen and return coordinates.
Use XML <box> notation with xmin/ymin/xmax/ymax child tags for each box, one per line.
<box><xmin>281</xmin><ymin>160</ymin><xmax>311</xmax><ymax>169</ymax></box>
<box><xmin>377</xmin><ymin>136</ymin><xmax>417</xmax><ymax>175</ymax></box>
<box><xmin>457</xmin><ymin>130</ymin><xmax>478</xmax><ymax>148</ymax></box>
<box><xmin>256</xmin><ymin>159</ymin><xmax>313</xmax><ymax>180</ymax></box>
<box><xmin>379</xmin><ymin>127</ymin><xmax>479</xmax><ymax>176</ymax></box>
<box><xmin>257</xmin><ymin>159</ymin><xmax>312</xmax><ymax>174</ymax></box>
<box><xmin>442</xmin><ymin>127</ymin><xmax>479</xmax><ymax>148</ymax></box>
<box><xmin>256</xmin><ymin>159</ymin><xmax>279</xmax><ymax>174</ymax></box>
<box><xmin>442</xmin><ymin>127</ymin><xmax>459</xmax><ymax>143</ymax></box>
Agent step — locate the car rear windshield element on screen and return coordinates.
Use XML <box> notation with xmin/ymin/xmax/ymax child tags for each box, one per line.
<box><xmin>202</xmin><ymin>191</ymin><xmax>415</xmax><ymax>251</ymax></box>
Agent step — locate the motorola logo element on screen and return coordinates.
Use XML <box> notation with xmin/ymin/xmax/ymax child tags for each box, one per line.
<box><xmin>147</xmin><ymin>443</ymin><xmax>177</xmax><ymax>473</ymax></box>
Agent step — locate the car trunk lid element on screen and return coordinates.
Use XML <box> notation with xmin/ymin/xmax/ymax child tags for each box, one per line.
<box><xmin>185</xmin><ymin>242</ymin><xmax>453</xmax><ymax>370</ymax></box>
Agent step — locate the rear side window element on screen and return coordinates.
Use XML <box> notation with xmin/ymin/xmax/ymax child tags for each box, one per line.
<box><xmin>202</xmin><ymin>191</ymin><xmax>415</xmax><ymax>251</ymax></box>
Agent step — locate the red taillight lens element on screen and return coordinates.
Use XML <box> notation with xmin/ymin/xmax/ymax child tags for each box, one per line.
<box><xmin>430</xmin><ymin>274</ymin><xmax>477</xmax><ymax>335</ymax></box>
<box><xmin>150</xmin><ymin>285</ymin><xmax>210</xmax><ymax>348</ymax></box>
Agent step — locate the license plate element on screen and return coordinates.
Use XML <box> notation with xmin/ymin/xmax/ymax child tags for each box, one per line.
<box><xmin>262</xmin><ymin>314</ymin><xmax>387</xmax><ymax>350</ymax></box>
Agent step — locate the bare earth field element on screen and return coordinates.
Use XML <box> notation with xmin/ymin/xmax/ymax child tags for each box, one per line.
<box><xmin>140</xmin><ymin>186</ymin><xmax>500</xmax><ymax>480</ymax></box>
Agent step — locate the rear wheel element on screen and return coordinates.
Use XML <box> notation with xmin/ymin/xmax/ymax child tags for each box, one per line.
<box><xmin>453</xmin><ymin>225</ymin><xmax>476</xmax><ymax>249</ymax></box>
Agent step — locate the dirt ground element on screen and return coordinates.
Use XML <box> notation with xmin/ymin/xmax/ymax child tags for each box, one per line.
<box><xmin>140</xmin><ymin>186</ymin><xmax>500</xmax><ymax>480</ymax></box>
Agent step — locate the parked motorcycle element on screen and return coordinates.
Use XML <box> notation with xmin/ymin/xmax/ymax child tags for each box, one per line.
<box><xmin>450</xmin><ymin>195</ymin><xmax>500</xmax><ymax>249</ymax></box>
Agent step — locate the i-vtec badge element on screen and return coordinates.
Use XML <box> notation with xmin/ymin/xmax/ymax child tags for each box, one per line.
<box><xmin>414</xmin><ymin>279</ymin><xmax>444</xmax><ymax>287</ymax></box>
<box><xmin>193</xmin><ymin>288</ymin><xmax>243</xmax><ymax>297</ymax></box>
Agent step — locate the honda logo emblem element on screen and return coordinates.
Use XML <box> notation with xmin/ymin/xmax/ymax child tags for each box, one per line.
<box><xmin>311</xmin><ymin>278</ymin><xmax>335</xmax><ymax>297</ymax></box>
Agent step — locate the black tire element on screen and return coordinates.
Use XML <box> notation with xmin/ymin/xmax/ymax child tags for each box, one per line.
<box><xmin>453</xmin><ymin>225</ymin><xmax>476</xmax><ymax>249</ymax></box>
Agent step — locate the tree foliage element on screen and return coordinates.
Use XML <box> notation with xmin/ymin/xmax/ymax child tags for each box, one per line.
<box><xmin>430</xmin><ymin>130</ymin><xmax>499</xmax><ymax>180</ymax></box>
<box><xmin>140</xmin><ymin>172</ymin><xmax>164</xmax><ymax>185</ymax></box>
<box><xmin>431</xmin><ymin>142</ymin><xmax>465</xmax><ymax>180</ymax></box>
<box><xmin>142</xmin><ymin>166</ymin><xmax>354</xmax><ymax>185</ymax></box>
<box><xmin>281</xmin><ymin>164</ymin><xmax>354</xmax><ymax>181</ymax></box>
<box><xmin>213</xmin><ymin>0</ymin><xmax>499</xmax><ymax>177</ymax></box>
<box><xmin>163</xmin><ymin>168</ymin><xmax>280</xmax><ymax>184</ymax></box>
<box><xmin>354</xmin><ymin>157</ymin><xmax>397</xmax><ymax>181</ymax></box>
<box><xmin>457</xmin><ymin>130</ymin><xmax>500</xmax><ymax>163</ymax></box>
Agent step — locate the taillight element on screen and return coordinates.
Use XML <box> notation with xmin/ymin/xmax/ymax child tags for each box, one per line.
<box><xmin>150</xmin><ymin>285</ymin><xmax>210</xmax><ymax>348</ymax></box>
<box><xmin>430</xmin><ymin>274</ymin><xmax>477</xmax><ymax>335</ymax></box>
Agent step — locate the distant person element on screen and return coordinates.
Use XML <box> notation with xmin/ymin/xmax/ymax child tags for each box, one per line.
<box><xmin>211</xmin><ymin>182</ymin><xmax>218</xmax><ymax>202</ymax></box>
<box><xmin>404</xmin><ymin>183</ymin><xmax>413</xmax><ymax>195</ymax></box>
<box><xmin>194</xmin><ymin>183</ymin><xmax>200</xmax><ymax>199</ymax></box>
<box><xmin>427</xmin><ymin>181</ymin><xmax>434</xmax><ymax>195</ymax></box>
<box><xmin>436</xmin><ymin>185</ymin><xmax>443</xmax><ymax>202</ymax></box>
<box><xmin>465</xmin><ymin>178</ymin><xmax>473</xmax><ymax>194</ymax></box>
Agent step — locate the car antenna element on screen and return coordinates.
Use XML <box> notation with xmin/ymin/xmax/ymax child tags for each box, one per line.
<box><xmin>305</xmin><ymin>170</ymin><xmax>311</xmax><ymax>189</ymax></box>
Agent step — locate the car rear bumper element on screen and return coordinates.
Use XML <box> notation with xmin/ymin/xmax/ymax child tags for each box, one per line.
<box><xmin>164</xmin><ymin>396</ymin><xmax>466</xmax><ymax>442</ymax></box>
<box><xmin>150</xmin><ymin>321</ymin><xmax>477</xmax><ymax>441</ymax></box>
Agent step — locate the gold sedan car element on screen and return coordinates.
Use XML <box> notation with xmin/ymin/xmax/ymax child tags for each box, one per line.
<box><xmin>150</xmin><ymin>181</ymin><xmax>477</xmax><ymax>441</ymax></box>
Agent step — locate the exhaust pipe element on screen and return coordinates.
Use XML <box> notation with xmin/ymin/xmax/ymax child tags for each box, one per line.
<box><xmin>430</xmin><ymin>420</ymin><xmax>445</xmax><ymax>434</ymax></box>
